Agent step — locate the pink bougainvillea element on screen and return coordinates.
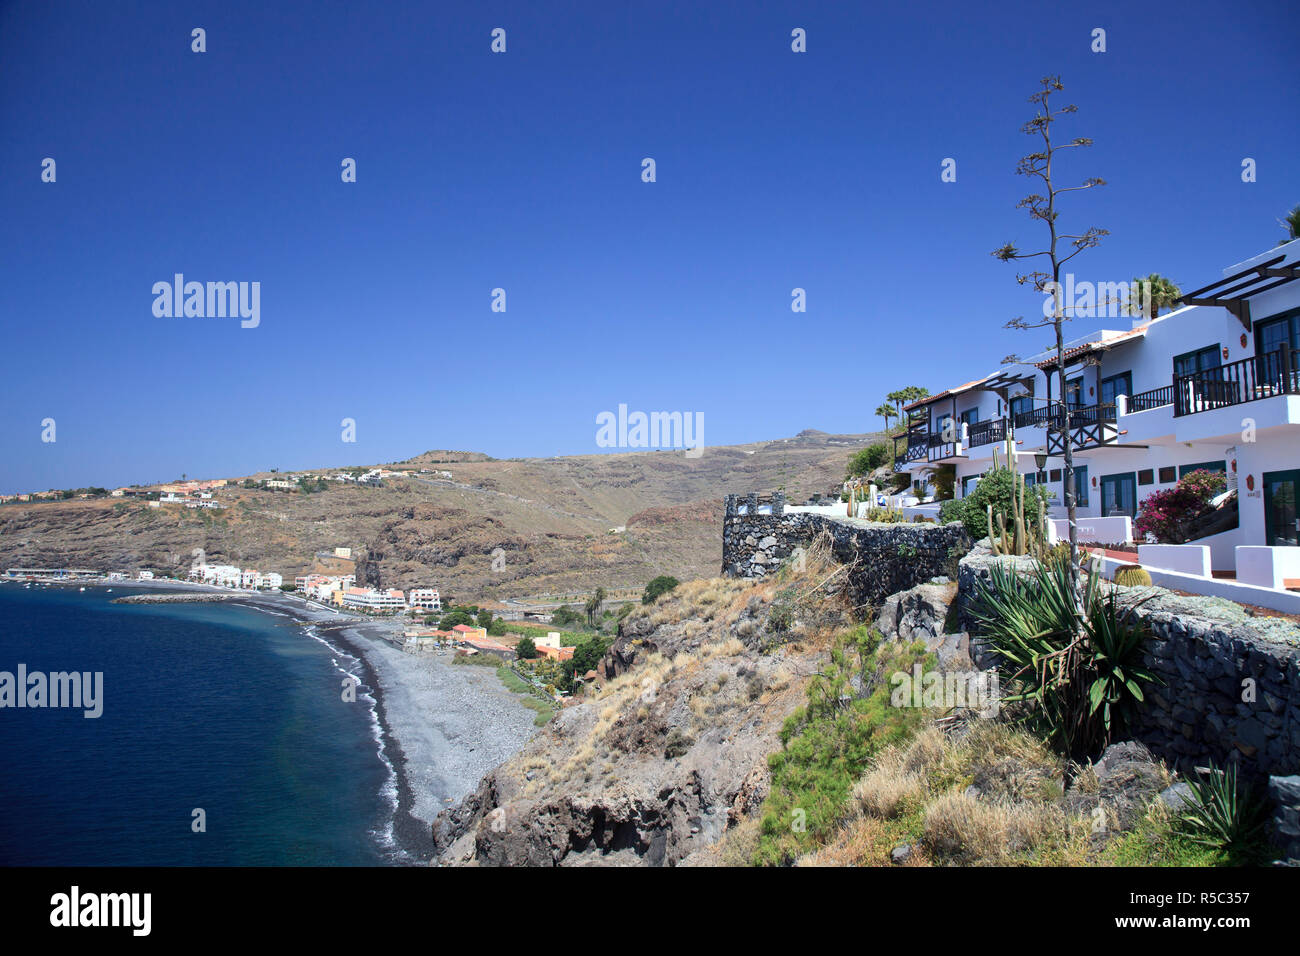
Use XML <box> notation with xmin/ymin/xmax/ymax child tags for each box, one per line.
<box><xmin>1134</xmin><ymin>469</ymin><xmax>1228</xmax><ymax>543</ymax></box>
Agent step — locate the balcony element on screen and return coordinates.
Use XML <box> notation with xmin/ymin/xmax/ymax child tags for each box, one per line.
<box><xmin>1012</xmin><ymin>403</ymin><xmax>1064</xmax><ymax>431</ymax></box>
<box><xmin>966</xmin><ymin>417</ymin><xmax>1009</xmax><ymax>449</ymax></box>
<box><xmin>892</xmin><ymin>430</ymin><xmax>928</xmax><ymax>471</ymax></box>
<box><xmin>1174</xmin><ymin>348</ymin><xmax>1300</xmax><ymax>417</ymax></box>
<box><xmin>1045</xmin><ymin>403</ymin><xmax>1118</xmax><ymax>455</ymax></box>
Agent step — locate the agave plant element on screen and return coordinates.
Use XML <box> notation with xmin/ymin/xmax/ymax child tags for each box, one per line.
<box><xmin>1176</xmin><ymin>761</ymin><xmax>1269</xmax><ymax>853</ymax></box>
<box><xmin>970</xmin><ymin>559</ymin><xmax>1158</xmax><ymax>756</ymax></box>
<box><xmin>1081</xmin><ymin>585</ymin><xmax>1158</xmax><ymax>741</ymax></box>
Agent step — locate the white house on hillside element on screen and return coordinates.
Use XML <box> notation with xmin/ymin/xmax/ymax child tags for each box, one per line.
<box><xmin>894</xmin><ymin>240</ymin><xmax>1300</xmax><ymax>581</ymax></box>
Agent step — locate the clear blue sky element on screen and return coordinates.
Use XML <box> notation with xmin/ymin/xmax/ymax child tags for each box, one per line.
<box><xmin>2</xmin><ymin>0</ymin><xmax>1296</xmax><ymax>493</ymax></box>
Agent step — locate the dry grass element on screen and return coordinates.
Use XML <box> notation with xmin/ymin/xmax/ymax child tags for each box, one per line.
<box><xmin>922</xmin><ymin>790</ymin><xmax>1068</xmax><ymax>864</ymax></box>
<box><xmin>853</xmin><ymin>749</ymin><xmax>925</xmax><ymax>819</ymax></box>
<box><xmin>808</xmin><ymin>720</ymin><xmax>1091</xmax><ymax>866</ymax></box>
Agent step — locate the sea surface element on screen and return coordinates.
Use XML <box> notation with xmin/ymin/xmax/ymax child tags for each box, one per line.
<box><xmin>0</xmin><ymin>584</ymin><xmax>398</xmax><ymax>865</ymax></box>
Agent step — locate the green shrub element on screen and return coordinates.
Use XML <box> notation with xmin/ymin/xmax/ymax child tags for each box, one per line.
<box><xmin>642</xmin><ymin>575</ymin><xmax>680</xmax><ymax>605</ymax></box>
<box><xmin>1113</xmin><ymin>564</ymin><xmax>1153</xmax><ymax>587</ymax></box>
<box><xmin>847</xmin><ymin>443</ymin><xmax>891</xmax><ymax>477</ymax></box>
<box><xmin>961</xmin><ymin>467</ymin><xmax>1052</xmax><ymax>543</ymax></box>
<box><xmin>938</xmin><ymin>499</ymin><xmax>967</xmax><ymax>525</ymax></box>
<box><xmin>515</xmin><ymin>636</ymin><xmax>538</xmax><ymax>659</ymax></box>
<box><xmin>752</xmin><ymin>627</ymin><xmax>934</xmax><ymax>866</ymax></box>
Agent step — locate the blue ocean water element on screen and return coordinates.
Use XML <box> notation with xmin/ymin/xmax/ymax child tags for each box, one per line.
<box><xmin>0</xmin><ymin>585</ymin><xmax>395</xmax><ymax>865</ymax></box>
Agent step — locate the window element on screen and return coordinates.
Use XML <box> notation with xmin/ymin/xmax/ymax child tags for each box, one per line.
<box><xmin>1074</xmin><ymin>466</ymin><xmax>1089</xmax><ymax>507</ymax></box>
<box><xmin>1065</xmin><ymin>376</ymin><xmax>1084</xmax><ymax>408</ymax></box>
<box><xmin>1100</xmin><ymin>371</ymin><xmax>1133</xmax><ymax>407</ymax></box>
<box><xmin>1158</xmin><ymin>466</ymin><xmax>1176</xmax><ymax>483</ymax></box>
<box><xmin>1010</xmin><ymin>395</ymin><xmax>1034</xmax><ymax>421</ymax></box>
<box><xmin>1179</xmin><ymin>460</ymin><xmax>1226</xmax><ymax>479</ymax></box>
<box><xmin>1256</xmin><ymin>309</ymin><xmax>1300</xmax><ymax>358</ymax></box>
<box><xmin>1138</xmin><ymin>469</ymin><xmax>1154</xmax><ymax>485</ymax></box>
<box><xmin>961</xmin><ymin>475</ymin><xmax>980</xmax><ymax>498</ymax></box>
<box><xmin>1101</xmin><ymin>472</ymin><xmax>1137</xmax><ymax>518</ymax></box>
<box><xmin>1049</xmin><ymin>468</ymin><xmax>1061</xmax><ymax>482</ymax></box>
<box><xmin>1174</xmin><ymin>345</ymin><xmax>1221</xmax><ymax>379</ymax></box>
<box><xmin>960</xmin><ymin>407</ymin><xmax>980</xmax><ymax>425</ymax></box>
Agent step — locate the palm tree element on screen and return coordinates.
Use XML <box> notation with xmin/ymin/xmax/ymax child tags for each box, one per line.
<box><xmin>1279</xmin><ymin>205</ymin><xmax>1300</xmax><ymax>246</ymax></box>
<box><xmin>886</xmin><ymin>389</ymin><xmax>908</xmax><ymax>424</ymax></box>
<box><xmin>887</xmin><ymin>386</ymin><xmax>929</xmax><ymax>426</ymax></box>
<box><xmin>1126</xmin><ymin>274</ymin><xmax>1182</xmax><ymax>320</ymax></box>
<box><xmin>584</xmin><ymin>586</ymin><xmax>606</xmax><ymax>626</ymax></box>
<box><xmin>874</xmin><ymin>403</ymin><xmax>895</xmax><ymax>434</ymax></box>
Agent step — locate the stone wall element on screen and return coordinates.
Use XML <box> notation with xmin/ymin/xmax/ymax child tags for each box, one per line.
<box><xmin>722</xmin><ymin>494</ymin><xmax>971</xmax><ymax>610</ymax></box>
<box><xmin>957</xmin><ymin>547</ymin><xmax>1300</xmax><ymax>780</ymax></box>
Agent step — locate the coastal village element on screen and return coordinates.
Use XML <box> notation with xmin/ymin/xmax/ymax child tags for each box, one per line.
<box><xmin>4</xmin><ymin>238</ymin><xmax>1300</xmax><ymax>868</ymax></box>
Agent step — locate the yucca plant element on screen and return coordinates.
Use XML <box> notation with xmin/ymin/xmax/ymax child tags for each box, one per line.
<box><xmin>1176</xmin><ymin>762</ymin><xmax>1270</xmax><ymax>856</ymax></box>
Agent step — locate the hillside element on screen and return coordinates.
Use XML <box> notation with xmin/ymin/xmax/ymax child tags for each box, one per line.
<box><xmin>0</xmin><ymin>431</ymin><xmax>879</xmax><ymax>601</ymax></box>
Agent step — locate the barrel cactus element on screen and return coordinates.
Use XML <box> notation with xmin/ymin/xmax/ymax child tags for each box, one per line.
<box><xmin>1113</xmin><ymin>564</ymin><xmax>1153</xmax><ymax>587</ymax></box>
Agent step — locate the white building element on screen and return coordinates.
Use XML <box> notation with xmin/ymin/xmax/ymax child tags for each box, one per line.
<box><xmin>894</xmin><ymin>240</ymin><xmax>1300</xmax><ymax>580</ymax></box>
<box><xmin>199</xmin><ymin>564</ymin><xmax>242</xmax><ymax>587</ymax></box>
<box><xmin>259</xmin><ymin>572</ymin><xmax>283</xmax><ymax>590</ymax></box>
<box><xmin>408</xmin><ymin>587</ymin><xmax>442</xmax><ymax>611</ymax></box>
<box><xmin>136</xmin><ymin>570</ymin><xmax>154</xmax><ymax>580</ymax></box>
<box><xmin>342</xmin><ymin>587</ymin><xmax>406</xmax><ymax>611</ymax></box>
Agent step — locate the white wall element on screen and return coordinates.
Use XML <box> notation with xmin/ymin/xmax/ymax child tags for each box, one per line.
<box><xmin>1236</xmin><ymin>546</ymin><xmax>1300</xmax><ymax>590</ymax></box>
<box><xmin>1137</xmin><ymin>544</ymin><xmax>1211</xmax><ymax>577</ymax></box>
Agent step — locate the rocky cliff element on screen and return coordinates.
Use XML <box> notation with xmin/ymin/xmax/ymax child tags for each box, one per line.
<box><xmin>431</xmin><ymin>561</ymin><xmax>856</xmax><ymax>865</ymax></box>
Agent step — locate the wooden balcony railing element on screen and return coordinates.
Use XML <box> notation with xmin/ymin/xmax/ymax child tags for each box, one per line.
<box><xmin>892</xmin><ymin>431</ymin><xmax>928</xmax><ymax>470</ymax></box>
<box><xmin>966</xmin><ymin>417</ymin><xmax>1008</xmax><ymax>448</ymax></box>
<box><xmin>1127</xmin><ymin>385</ymin><xmax>1174</xmax><ymax>413</ymax></box>
<box><xmin>1046</xmin><ymin>403</ymin><xmax>1118</xmax><ymax>455</ymax></box>
<box><xmin>1012</xmin><ymin>403</ymin><xmax>1063</xmax><ymax>430</ymax></box>
<box><xmin>1174</xmin><ymin>348</ymin><xmax>1300</xmax><ymax>417</ymax></box>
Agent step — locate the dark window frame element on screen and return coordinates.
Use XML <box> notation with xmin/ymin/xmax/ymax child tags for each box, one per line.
<box><xmin>1173</xmin><ymin>345</ymin><xmax>1221</xmax><ymax>379</ymax></box>
<box><xmin>1179</xmin><ymin>460</ymin><xmax>1227</xmax><ymax>480</ymax></box>
<box><xmin>1255</xmin><ymin>307</ymin><xmax>1300</xmax><ymax>359</ymax></box>
<box><xmin>1099</xmin><ymin>370</ymin><xmax>1133</xmax><ymax>406</ymax></box>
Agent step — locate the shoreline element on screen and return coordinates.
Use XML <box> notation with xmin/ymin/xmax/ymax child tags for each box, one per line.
<box><xmin>5</xmin><ymin>578</ymin><xmax>540</xmax><ymax>864</ymax></box>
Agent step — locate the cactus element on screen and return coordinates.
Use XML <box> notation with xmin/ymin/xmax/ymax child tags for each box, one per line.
<box><xmin>1113</xmin><ymin>564</ymin><xmax>1153</xmax><ymax>587</ymax></box>
<box><xmin>988</xmin><ymin>466</ymin><xmax>1050</xmax><ymax>559</ymax></box>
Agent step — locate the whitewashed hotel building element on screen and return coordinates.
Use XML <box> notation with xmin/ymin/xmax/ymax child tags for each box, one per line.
<box><xmin>407</xmin><ymin>588</ymin><xmax>442</xmax><ymax>611</ymax></box>
<box><xmin>342</xmin><ymin>587</ymin><xmax>406</xmax><ymax>612</ymax></box>
<box><xmin>894</xmin><ymin>241</ymin><xmax>1300</xmax><ymax>580</ymax></box>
